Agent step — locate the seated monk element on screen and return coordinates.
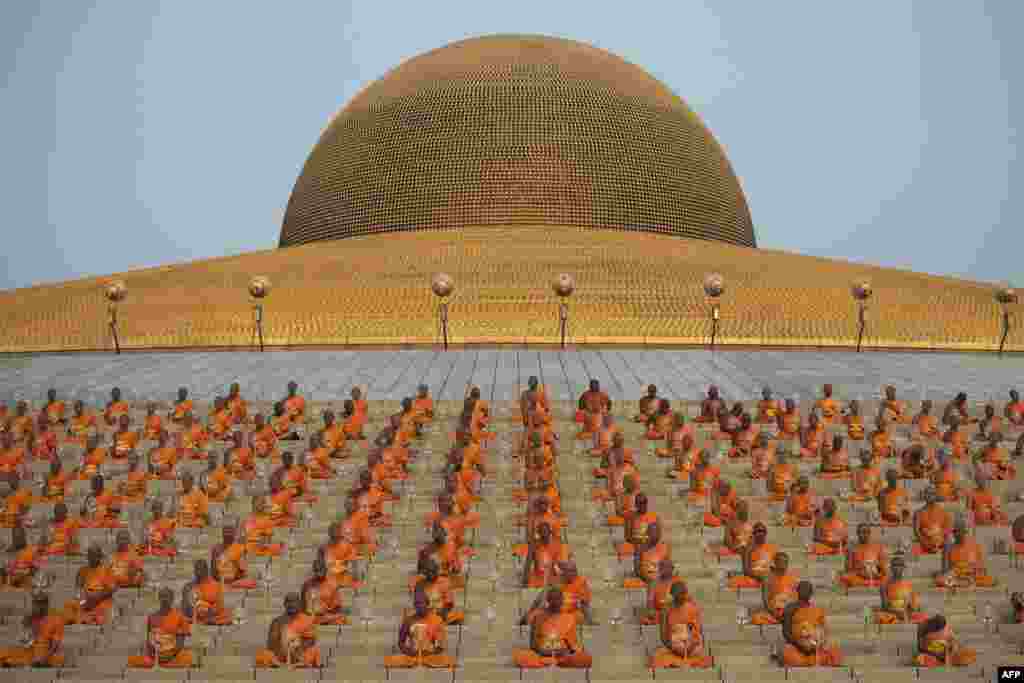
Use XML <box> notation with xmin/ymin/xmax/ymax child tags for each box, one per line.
<box><xmin>900</xmin><ymin>442</ymin><xmax>936</xmax><ymax>479</ymax></box>
<box><xmin>225</xmin><ymin>383</ymin><xmax>247</xmax><ymax>425</ymax></box>
<box><xmin>516</xmin><ymin>496</ymin><xmax>563</xmax><ymax>558</ymax></box>
<box><xmin>687</xmin><ymin>453</ymin><xmax>720</xmax><ymax>504</ymax></box>
<box><xmin>142</xmin><ymin>501</ymin><xmax>177</xmax><ymax>557</ymax></box>
<box><xmin>80</xmin><ymin>475</ymin><xmax>122</xmax><ymax>529</ymax></box>
<box><xmin>878</xmin><ymin>469</ymin><xmax>910</xmax><ymax>526</ymax></box>
<box><xmin>169</xmin><ymin>388</ymin><xmax>193</xmax><ymax>423</ymax></box>
<box><xmin>109</xmin><ymin>531</ymin><xmax>144</xmax><ymax>589</ymax></box>
<box><xmin>117</xmin><ymin>455</ymin><xmax>148</xmax><ymax>503</ymax></box>
<box><xmin>1006</xmin><ymin>389</ymin><xmax>1024</xmax><ymax>427</ymax></box>
<box><xmin>305</xmin><ymin>433</ymin><xmax>335</xmax><ymax>480</ymax></box>
<box><xmin>967</xmin><ymin>475</ymin><xmax>1009</xmax><ymax>526</ymax></box>
<box><xmin>521</xmin><ymin>560</ymin><xmax>597</xmax><ymax>627</ymax></box>
<box><xmin>645</xmin><ymin>400</ymin><xmax>674</xmax><ymax>440</ymax></box>
<box><xmin>657</xmin><ymin>413</ymin><xmax>693</xmax><ymax>458</ymax></box>
<box><xmin>728</xmin><ymin>523</ymin><xmax>777</xmax><ymax>589</ymax></box>
<box><xmin>666</xmin><ymin>434</ymin><xmax>699</xmax><ymax>480</ymax></box>
<box><xmin>302</xmin><ymin>557</ymin><xmax>348</xmax><ymax>625</ymax></box>
<box><xmin>798</xmin><ymin>413</ymin><xmax>825</xmax><ymax>459</ymax></box>
<box><xmin>875</xmin><ymin>557</ymin><xmax>927</xmax><ymax>624</ymax></box>
<box><xmin>1</xmin><ymin>527</ymin><xmax>44</xmax><ymax>589</ymax></box>
<box><xmin>869</xmin><ymin>418</ymin><xmax>894</xmax><ymax>461</ymax></box>
<box><xmin>816</xmin><ymin>384</ymin><xmax>841</xmax><ymax>424</ymax></box>
<box><xmin>45</xmin><ymin>503</ymin><xmax>80</xmax><ymax>556</ymax></box>
<box><xmin>776</xmin><ymin>399</ymin><xmax>801</xmax><ymax>443</ymax></box>
<box><xmin>211</xmin><ymin>526</ymin><xmax>258</xmax><ymax>590</ymax></box>
<box><xmin>62</xmin><ymin>545</ymin><xmax>116</xmax><ymax>625</ymax></box>
<box><xmin>881</xmin><ymin>385</ymin><xmax>911</xmax><ymax>424</ymax></box>
<box><xmin>913</xmin><ymin>615</ymin><xmax>977</xmax><ymax>668</ymax></box>
<box><xmin>409</xmin><ymin>558</ymin><xmax>464</xmax><ymax>625</ymax></box>
<box><xmin>712</xmin><ymin>501</ymin><xmax>754</xmax><ymax>558</ymax></box>
<box><xmin>850</xmin><ymin>450</ymin><xmax>883</xmax><ymax>502</ymax></box>
<box><xmin>255</xmin><ymin>593</ymin><xmax>321</xmax><ymax>669</ymax></box>
<box><xmin>942</xmin><ymin>391</ymin><xmax>976</xmax><ymax>426</ymax></box>
<box><xmin>936</xmin><ymin>523</ymin><xmax>997</xmax><ymax>589</ymax></box>
<box><xmin>695</xmin><ymin>386</ymin><xmax>723</xmax><ymax>424</ymax></box>
<box><xmin>766</xmin><ymin>450</ymin><xmax>797</xmax><ymax>501</ymax></box>
<box><xmin>748</xmin><ymin>434</ymin><xmax>776</xmax><ymax>479</ymax></box>
<box><xmin>417</xmin><ymin>526</ymin><xmax>466</xmax><ymax>590</ymax></box>
<box><xmin>650</xmin><ymin>581</ymin><xmax>713</xmax><ymax>669</ymax></box>
<box><xmin>41</xmin><ymin>459</ymin><xmax>70</xmax><ymax>504</ymax></box>
<box><xmin>0</xmin><ymin>474</ymin><xmax>33</xmax><ymax>529</ymax></box>
<box><xmin>912</xmin><ymin>400</ymin><xmax>939</xmax><ymax>439</ymax></box>
<box><xmin>840</xmin><ymin>524</ymin><xmax>889</xmax><ymax>589</ymax></box>
<box><xmin>942</xmin><ymin>417</ymin><xmax>969</xmax><ymax>461</ymax></box>
<box><xmin>634</xmin><ymin>384</ymin><xmax>660</xmax><ymax>423</ymax></box>
<box><xmin>844</xmin><ymin>399</ymin><xmax>865</xmax><ymax>441</ymax></box>
<box><xmin>251</xmin><ymin>414</ymin><xmax>279</xmax><ymax>460</ymax></box>
<box><xmin>811</xmin><ymin>498</ymin><xmax>848</xmax><ymax>555</ymax></box>
<box><xmin>705</xmin><ymin>479</ymin><xmax>738</xmax><ymax>527</ymax></box>
<box><xmin>41</xmin><ymin>388</ymin><xmax>66</xmax><ymax>426</ymax></box>
<box><xmin>618</xmin><ymin>493</ymin><xmax>660</xmax><ymax>558</ymax></box>
<box><xmin>272</xmin><ymin>452</ymin><xmax>317</xmax><ymax>503</ymax></box>
<box><xmin>318</xmin><ymin>520</ymin><xmax>361</xmax><ymax>586</ymax></box>
<box><xmin>576</xmin><ymin>379</ymin><xmax>611</xmax><ymax>425</ymax></box>
<box><xmin>201</xmin><ymin>453</ymin><xmax>232</xmax><ymax>503</ymax></box>
<box><xmin>111</xmin><ymin>414</ymin><xmax>139</xmax><ymax>459</ymax></box>
<box><xmin>638</xmin><ymin>559</ymin><xmax>684</xmax><ymax>626</ymax></box>
<box><xmin>912</xmin><ymin>491</ymin><xmax>952</xmax><ymax>556</ymax></box>
<box><xmin>931</xmin><ymin>455</ymin><xmax>960</xmax><ymax>502</ymax></box>
<box><xmin>127</xmin><ymin>588</ymin><xmax>193</xmax><ymax>669</ymax></box>
<box><xmin>757</xmin><ymin>387</ymin><xmax>782</xmax><ymax>424</ymax></box>
<box><xmin>102</xmin><ymin>388</ymin><xmax>130</xmax><ymax>427</ymax></box>
<box><xmin>266</xmin><ymin>479</ymin><xmax>295</xmax><ymax>528</ymax></box>
<box><xmin>625</xmin><ymin>523</ymin><xmax>670</xmax><ymax>589</ymax></box>
<box><xmin>77</xmin><ymin>435</ymin><xmax>107</xmax><ymax>480</ymax></box>
<box><xmin>819</xmin><ymin>435</ymin><xmax>851</xmax><ymax>478</ymax></box>
<box><xmin>727</xmin><ymin>413</ymin><xmax>758</xmax><ymax>459</ymax></box>
<box><xmin>147</xmin><ymin>431</ymin><xmax>179</xmax><ymax>481</ymax></box>
<box><xmin>0</xmin><ymin>592</ymin><xmax>65</xmax><ymax>668</ymax></box>
<box><xmin>339</xmin><ymin>496</ymin><xmax>377</xmax><ymax>558</ymax></box>
<box><xmin>978</xmin><ymin>434</ymin><xmax>1016</xmax><ymax>480</ymax></box>
<box><xmin>515</xmin><ymin>588</ymin><xmax>592</xmax><ymax>669</ymax></box>
<box><xmin>784</xmin><ymin>476</ymin><xmax>818</xmax><ymax>527</ymax></box>
<box><xmin>182</xmin><ymin>559</ymin><xmax>231</xmax><ymax>625</ymax></box>
<box><xmin>386</xmin><ymin>587</ymin><xmax>455</xmax><ymax>670</ymax></box>
<box><xmin>65</xmin><ymin>400</ymin><xmax>97</xmax><ymax>446</ymax></box>
<box><xmin>751</xmin><ymin>553</ymin><xmax>800</xmax><ymax>625</ymax></box>
<box><xmin>177</xmin><ymin>473</ymin><xmax>209</xmax><ymax>529</ymax></box>
<box><xmin>780</xmin><ymin>582</ymin><xmax>843</xmax><ymax>667</ymax></box>
<box><xmin>522</xmin><ymin>522</ymin><xmax>570</xmax><ymax>589</ymax></box>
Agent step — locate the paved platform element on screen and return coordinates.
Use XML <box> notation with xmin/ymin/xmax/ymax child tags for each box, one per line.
<box><xmin>1</xmin><ymin>349</ymin><xmax>1022</xmax><ymax>406</ymax></box>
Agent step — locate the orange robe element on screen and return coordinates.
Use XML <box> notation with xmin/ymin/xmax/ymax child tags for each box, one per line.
<box><xmin>127</xmin><ymin>609</ymin><xmax>194</xmax><ymax>669</ymax></box>
<box><xmin>514</xmin><ymin>612</ymin><xmax>592</xmax><ymax>669</ymax></box>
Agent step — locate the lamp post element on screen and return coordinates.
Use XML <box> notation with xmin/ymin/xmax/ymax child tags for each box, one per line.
<box><xmin>703</xmin><ymin>273</ymin><xmax>724</xmax><ymax>351</ymax></box>
<box><xmin>431</xmin><ymin>273</ymin><xmax>454</xmax><ymax>351</ymax></box>
<box><xmin>851</xmin><ymin>280</ymin><xmax>873</xmax><ymax>353</ymax></box>
<box><xmin>996</xmin><ymin>285</ymin><xmax>1017</xmax><ymax>356</ymax></box>
<box><xmin>104</xmin><ymin>280</ymin><xmax>127</xmax><ymax>355</ymax></box>
<box><xmin>552</xmin><ymin>273</ymin><xmax>575</xmax><ymax>350</ymax></box>
<box><xmin>249</xmin><ymin>276</ymin><xmax>271</xmax><ymax>353</ymax></box>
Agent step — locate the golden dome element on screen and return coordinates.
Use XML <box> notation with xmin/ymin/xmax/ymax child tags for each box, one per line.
<box><xmin>280</xmin><ymin>34</ymin><xmax>755</xmax><ymax>248</ymax></box>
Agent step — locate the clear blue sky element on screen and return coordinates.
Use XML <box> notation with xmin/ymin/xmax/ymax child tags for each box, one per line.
<box><xmin>1</xmin><ymin>1</ymin><xmax>1020</xmax><ymax>291</ymax></box>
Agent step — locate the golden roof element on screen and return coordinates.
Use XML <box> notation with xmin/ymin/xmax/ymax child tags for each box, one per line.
<box><xmin>0</xmin><ymin>226</ymin><xmax>1018</xmax><ymax>353</ymax></box>
<box><xmin>280</xmin><ymin>34</ymin><xmax>755</xmax><ymax>249</ymax></box>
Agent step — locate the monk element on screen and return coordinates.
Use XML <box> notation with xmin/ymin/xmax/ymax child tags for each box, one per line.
<box><xmin>869</xmin><ymin>418</ymin><xmax>894</xmax><ymax>461</ymax></box>
<box><xmin>409</xmin><ymin>558</ymin><xmax>464</xmax><ymax>625</ymax></box>
<box><xmin>521</xmin><ymin>560</ymin><xmax>597</xmax><ymax>627</ymax></box>
<box><xmin>255</xmin><ymin>593</ymin><xmax>321</xmax><ymax>668</ymax></box>
<box><xmin>776</xmin><ymin>399</ymin><xmax>801</xmax><ymax>442</ymax></box>
<box><xmin>844</xmin><ymin>399</ymin><xmax>865</xmax><ymax>441</ymax></box>
<box><xmin>636</xmin><ymin>559</ymin><xmax>685</xmax><ymax>625</ymax></box>
<box><xmin>781</xmin><ymin>582</ymin><xmax>843</xmax><ymax>667</ymax></box>
<box><xmin>625</xmin><ymin>523</ymin><xmax>671</xmax><ymax>589</ymax></box>
<box><xmin>875</xmin><ymin>557</ymin><xmax>927</xmax><ymax>624</ymax></box>
<box><xmin>318</xmin><ymin>522</ymin><xmax>359</xmax><ymax>588</ymax></box>
<box><xmin>514</xmin><ymin>588</ymin><xmax>592</xmax><ymax>669</ymax></box>
<box><xmin>666</xmin><ymin>434</ymin><xmax>700</xmax><ymax>479</ymax></box>
<box><xmin>385</xmin><ymin>587</ymin><xmax>455</xmax><ymax>670</ymax></box>
<box><xmin>65</xmin><ymin>400</ymin><xmax>97</xmax><ymax>446</ymax></box>
<box><xmin>695</xmin><ymin>386</ymin><xmax>723</xmax><ymax>424</ymax></box>
<box><xmin>784</xmin><ymin>476</ymin><xmax>817</xmax><ymax>527</ymax></box>
<box><xmin>942</xmin><ymin>392</ymin><xmax>976</xmax><ymax>426</ymax></box>
<box><xmin>0</xmin><ymin>592</ymin><xmax>65</xmax><ymax>667</ymax></box>
<box><xmin>182</xmin><ymin>559</ymin><xmax>231</xmax><ymax>625</ymax></box>
<box><xmin>839</xmin><ymin>524</ymin><xmax>889</xmax><ymax>589</ymax></box>
<box><xmin>523</xmin><ymin>522</ymin><xmax>570</xmax><ymax>589</ymax></box>
<box><xmin>618</xmin><ymin>493</ymin><xmax>660</xmax><ymax>558</ymax></box>
<box><xmin>210</xmin><ymin>526</ymin><xmax>258</xmax><ymax>590</ymax></box>
<box><xmin>687</xmin><ymin>453</ymin><xmax>720</xmax><ymax>504</ymax></box>
<box><xmin>748</xmin><ymin>434</ymin><xmax>776</xmax><ymax>479</ymax></box>
<box><xmin>816</xmin><ymin>384</ymin><xmax>841</xmax><ymax>424</ymax></box>
<box><xmin>127</xmin><ymin>588</ymin><xmax>194</xmax><ymax>669</ymax></box>
<box><xmin>937</xmin><ymin>523</ymin><xmax>997</xmax><ymax>589</ymax></box>
<box><xmin>967</xmin><ymin>475</ymin><xmax>1009</xmax><ymax>526</ymax></box>
<box><xmin>63</xmin><ymin>545</ymin><xmax>116</xmax><ymax>625</ymax></box>
<box><xmin>142</xmin><ymin>500</ymin><xmax>177</xmax><ymax>557</ymax></box>
<box><xmin>728</xmin><ymin>523</ymin><xmax>777</xmax><ymax>589</ymax></box>
<box><xmin>900</xmin><ymin>443</ymin><xmax>935</xmax><ymax>479</ymax></box>
<box><xmin>850</xmin><ymin>451</ymin><xmax>883</xmax><ymax>502</ymax></box>
<box><xmin>1006</xmin><ymin>389</ymin><xmax>1024</xmax><ymax>426</ymax></box>
<box><xmin>169</xmin><ymin>388</ymin><xmax>193</xmax><ymax>423</ymax></box>
<box><xmin>978</xmin><ymin>434</ymin><xmax>1016</xmax><ymax>480</ymax></box>
<box><xmin>1</xmin><ymin>527</ymin><xmax>44</xmax><ymax>589</ymax></box>
<box><xmin>705</xmin><ymin>479</ymin><xmax>738</xmax><ymax>527</ymax></box>
<box><xmin>103</xmin><ymin>387</ymin><xmax>130</xmax><ymax>427</ymax></box>
<box><xmin>878</xmin><ymin>469</ymin><xmax>910</xmax><ymax>526</ymax></box>
<box><xmin>80</xmin><ymin>475</ymin><xmax>122</xmax><ymax>529</ymax></box>
<box><xmin>40</xmin><ymin>460</ymin><xmax>69</xmax><ymax>504</ymax></box>
<box><xmin>751</xmin><ymin>553</ymin><xmax>800</xmax><ymax>625</ymax></box>
<box><xmin>0</xmin><ymin>474</ymin><xmax>33</xmax><ymax>528</ymax></box>
<box><xmin>45</xmin><ymin>503</ymin><xmax>80</xmax><ymax>556</ymax></box>
<box><xmin>912</xmin><ymin>491</ymin><xmax>952</xmax><ymax>556</ymax></box>
<box><xmin>645</xmin><ymin>400</ymin><xmax>674</xmax><ymax>440</ymax></box>
<box><xmin>766</xmin><ymin>450</ymin><xmax>797</xmax><ymax>501</ymax></box>
<box><xmin>109</xmin><ymin>531</ymin><xmax>144</xmax><ymax>589</ymax></box>
<box><xmin>809</xmin><ymin>499</ymin><xmax>848</xmax><ymax>556</ymax></box>
<box><xmin>77</xmin><ymin>435</ymin><xmax>107</xmax><ymax>480</ymax></box>
<box><xmin>177</xmin><ymin>473</ymin><xmax>209</xmax><ymax>528</ymax></box>
<box><xmin>339</xmin><ymin>496</ymin><xmax>377</xmax><ymax>558</ymax></box>
<box><xmin>942</xmin><ymin>417</ymin><xmax>969</xmax><ymax>461</ymax></box>
<box><xmin>913</xmin><ymin>400</ymin><xmax>939</xmax><ymax>438</ymax></box>
<box><xmin>649</xmin><ymin>581</ymin><xmax>713</xmax><ymax>669</ymax></box>
<box><xmin>299</xmin><ymin>557</ymin><xmax>347</xmax><ymax>626</ymax></box>
<box><xmin>913</xmin><ymin>615</ymin><xmax>976</xmax><ymax>668</ymax></box>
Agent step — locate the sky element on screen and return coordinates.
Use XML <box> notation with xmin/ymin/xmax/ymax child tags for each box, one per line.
<box><xmin>1</xmin><ymin>1</ymin><xmax>1020</xmax><ymax>291</ymax></box>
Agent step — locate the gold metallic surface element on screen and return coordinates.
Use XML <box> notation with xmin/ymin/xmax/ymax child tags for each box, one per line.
<box><xmin>279</xmin><ymin>34</ymin><xmax>755</xmax><ymax>249</ymax></box>
<box><xmin>0</xmin><ymin>226</ymin><xmax>1019</xmax><ymax>353</ymax></box>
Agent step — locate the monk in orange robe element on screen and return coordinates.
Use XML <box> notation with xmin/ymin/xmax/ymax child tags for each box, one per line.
<box><xmin>705</xmin><ymin>479</ymin><xmax>738</xmax><ymax>527</ymax></box>
<box><xmin>169</xmin><ymin>388</ymin><xmax>193</xmax><ymax>423</ymax></box>
<box><xmin>576</xmin><ymin>379</ymin><xmax>610</xmax><ymax>431</ymax></box>
<box><xmin>127</xmin><ymin>588</ymin><xmax>194</xmax><ymax>669</ymax></box>
<box><xmin>102</xmin><ymin>388</ymin><xmax>130</xmax><ymax>427</ymax></box>
<box><xmin>967</xmin><ymin>476</ymin><xmax>1009</xmax><ymax>526</ymax></box>
<box><xmin>522</xmin><ymin>523</ymin><xmax>570</xmax><ymax>589</ymax></box>
<box><xmin>766</xmin><ymin>450</ymin><xmax>797</xmax><ymax>501</ymax></box>
<box><xmin>878</xmin><ymin>469</ymin><xmax>910</xmax><ymax>526</ymax></box>
<box><xmin>625</xmin><ymin>523</ymin><xmax>670</xmax><ymax>589</ymax></box>
<box><xmin>409</xmin><ymin>558</ymin><xmax>464</xmax><ymax>625</ymax></box>
<box><xmin>781</xmin><ymin>582</ymin><xmax>843</xmax><ymax>667</ymax></box>
<box><xmin>728</xmin><ymin>523</ymin><xmax>777</xmax><ymax>589</ymax></box>
<box><xmin>177</xmin><ymin>473</ymin><xmax>209</xmax><ymax>528</ymax></box>
<box><xmin>815</xmin><ymin>384</ymin><xmax>840</xmax><ymax>424</ymax></box>
<box><xmin>385</xmin><ymin>587</ymin><xmax>456</xmax><ymax>670</ymax></box>
<box><xmin>936</xmin><ymin>524</ymin><xmax>997</xmax><ymax>589</ymax></box>
<box><xmin>637</xmin><ymin>559</ymin><xmax>684</xmax><ymax>625</ymax></box>
<box><xmin>211</xmin><ymin>526</ymin><xmax>258</xmax><ymax>590</ymax></box>
<box><xmin>912</xmin><ymin>491</ymin><xmax>951</xmax><ymax>556</ymax></box>
<box><xmin>757</xmin><ymin>387</ymin><xmax>781</xmax><ymax>423</ymax></box>
<box><xmin>783</xmin><ymin>476</ymin><xmax>817</xmax><ymax>527</ymax></box>
<box><xmin>302</xmin><ymin>556</ymin><xmax>348</xmax><ymax>625</ymax></box>
<box><xmin>65</xmin><ymin>400</ymin><xmax>97</xmax><ymax>446</ymax></box>
<box><xmin>1005</xmin><ymin>389</ymin><xmax>1024</xmax><ymax>426</ymax></box>
<box><xmin>0</xmin><ymin>593</ymin><xmax>65</xmax><ymax>668</ymax></box>
<box><xmin>913</xmin><ymin>615</ymin><xmax>976</xmax><ymax>668</ymax></box>
<box><xmin>109</xmin><ymin>531</ymin><xmax>144</xmax><ymax>588</ymax></box>
<box><xmin>62</xmin><ymin>545</ymin><xmax>116</xmax><ymax>625</ymax></box>
<box><xmin>255</xmin><ymin>593</ymin><xmax>321</xmax><ymax>668</ymax></box>
<box><xmin>181</xmin><ymin>559</ymin><xmax>231</xmax><ymax>625</ymax></box>
<box><xmin>840</xmin><ymin>524</ymin><xmax>889</xmax><ymax>589</ymax></box>
<box><xmin>942</xmin><ymin>391</ymin><xmax>976</xmax><ymax>426</ymax></box>
<box><xmin>912</xmin><ymin>400</ymin><xmax>939</xmax><ymax>439</ymax></box>
<box><xmin>649</xmin><ymin>581</ymin><xmax>713</xmax><ymax>669</ymax></box>
<box><xmin>77</xmin><ymin>435</ymin><xmax>106</xmax><ymax>480</ymax></box>
<box><xmin>875</xmin><ymin>557</ymin><xmax>927</xmax><ymax>624</ymax></box>
<box><xmin>141</xmin><ymin>403</ymin><xmax>163</xmax><ymax>440</ymax></box>
<box><xmin>318</xmin><ymin>522</ymin><xmax>359</xmax><ymax>588</ymax></box>
<box><xmin>1</xmin><ymin>527</ymin><xmax>44</xmax><ymax>589</ymax></box>
<box><xmin>645</xmin><ymin>399</ymin><xmax>673</xmax><ymax>440</ymax></box>
<box><xmin>80</xmin><ymin>475</ymin><xmax>122</xmax><ymax>529</ymax></box>
<box><xmin>521</xmin><ymin>561</ymin><xmax>597</xmax><ymax>627</ymax></box>
<box><xmin>142</xmin><ymin>501</ymin><xmax>177</xmax><ymax>557</ymax></box>
<box><xmin>810</xmin><ymin>498</ymin><xmax>847</xmax><ymax>555</ymax></box>
<box><xmin>0</xmin><ymin>474</ymin><xmax>33</xmax><ymax>528</ymax></box>
<box><xmin>514</xmin><ymin>588</ymin><xmax>592</xmax><ymax>669</ymax></box>
<box><xmin>45</xmin><ymin>503</ymin><xmax>80</xmax><ymax>556</ymax></box>
<box><xmin>751</xmin><ymin>552</ymin><xmax>800</xmax><ymax>625</ymax></box>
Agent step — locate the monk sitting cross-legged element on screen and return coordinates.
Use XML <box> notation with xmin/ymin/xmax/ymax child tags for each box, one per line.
<box><xmin>645</xmin><ymin>400</ymin><xmax>674</xmax><ymax>440</ymax></box>
<box><xmin>967</xmin><ymin>475</ymin><xmax>1009</xmax><ymax>526</ymax></box>
<box><xmin>255</xmin><ymin>593</ymin><xmax>321</xmax><ymax>668</ymax></box>
<box><xmin>625</xmin><ymin>523</ymin><xmax>670</xmax><ymax>589</ymax></box>
<box><xmin>62</xmin><ymin>545</ymin><xmax>116</xmax><ymax>625</ymax></box>
<box><xmin>839</xmin><ymin>524</ymin><xmax>889</xmax><ymax>589</ymax></box>
<box><xmin>935</xmin><ymin>522</ymin><xmax>996</xmax><ymax>589</ymax></box>
<box><xmin>913</xmin><ymin>615</ymin><xmax>977</xmax><ymax>668</ymax></box>
<box><xmin>212</xmin><ymin>525</ymin><xmax>258</xmax><ymax>590</ymax></box>
<box><xmin>705</xmin><ymin>479</ymin><xmax>738</xmax><ymax>528</ymax></box>
<box><xmin>617</xmin><ymin>493</ymin><xmax>660</xmax><ymax>558</ymax></box>
<box><xmin>634</xmin><ymin>384</ymin><xmax>661</xmax><ymax>423</ymax></box>
<box><xmin>521</xmin><ymin>560</ymin><xmax>597</xmax><ymax>627</ymax></box>
<box><xmin>0</xmin><ymin>592</ymin><xmax>65</xmax><ymax>668</ymax></box>
<box><xmin>783</xmin><ymin>476</ymin><xmax>817</xmax><ymax>528</ymax></box>
<box><xmin>875</xmin><ymin>557</ymin><xmax>927</xmax><ymax>624</ymax></box>
<box><xmin>810</xmin><ymin>498</ymin><xmax>848</xmax><ymax>556</ymax></box>
<box><xmin>515</xmin><ymin>588</ymin><xmax>593</xmax><ymax>669</ymax></box>
<box><xmin>638</xmin><ymin>559</ymin><xmax>685</xmax><ymax>626</ymax></box>
<box><xmin>649</xmin><ymin>581</ymin><xmax>713</xmax><ymax>669</ymax></box>
<box><xmin>750</xmin><ymin>553</ymin><xmax>800</xmax><ymax>625</ymax></box>
<box><xmin>819</xmin><ymin>435</ymin><xmax>851</xmax><ymax>478</ymax></box>
<box><xmin>877</xmin><ymin>468</ymin><xmax>910</xmax><ymax>526</ymax></box>
<box><xmin>728</xmin><ymin>523</ymin><xmax>778</xmax><ymax>590</ymax></box>
<box><xmin>408</xmin><ymin>558</ymin><xmax>464</xmax><ymax>625</ymax></box>
<box><xmin>182</xmin><ymin>559</ymin><xmax>231</xmax><ymax>625</ymax></box>
<box><xmin>127</xmin><ymin>587</ymin><xmax>194</xmax><ymax>669</ymax></box>
<box><xmin>780</xmin><ymin>581</ymin><xmax>843</xmax><ymax>667</ymax></box>
<box><xmin>302</xmin><ymin>556</ymin><xmax>348</xmax><ymax>625</ymax></box>
<box><xmin>385</xmin><ymin>587</ymin><xmax>456</xmax><ymax>670</ymax></box>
